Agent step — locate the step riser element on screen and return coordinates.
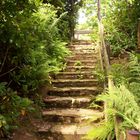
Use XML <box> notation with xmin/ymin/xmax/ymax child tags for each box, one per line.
<box><xmin>69</xmin><ymin>47</ymin><xmax>95</xmax><ymax>51</ymax></box>
<box><xmin>38</xmin><ymin>132</ymin><xmax>87</xmax><ymax>140</ymax></box>
<box><xmin>67</xmin><ymin>62</ymin><xmax>96</xmax><ymax>66</ymax></box>
<box><xmin>54</xmin><ymin>74</ymin><xmax>95</xmax><ymax>79</ymax></box>
<box><xmin>73</xmin><ymin>43</ymin><xmax>92</xmax><ymax>45</ymax></box>
<box><xmin>48</xmin><ymin>90</ymin><xmax>99</xmax><ymax>97</ymax></box>
<box><xmin>73</xmin><ymin>53</ymin><xmax>97</xmax><ymax>56</ymax></box>
<box><xmin>42</xmin><ymin>115</ymin><xmax>101</xmax><ymax>125</ymax></box>
<box><xmin>68</xmin><ymin>56</ymin><xmax>97</xmax><ymax>60</ymax></box>
<box><xmin>52</xmin><ymin>81</ymin><xmax>98</xmax><ymax>87</ymax></box>
<box><xmin>70</xmin><ymin>50</ymin><xmax>95</xmax><ymax>53</ymax></box>
<box><xmin>65</xmin><ymin>67</ymin><xmax>95</xmax><ymax>72</ymax></box>
<box><xmin>68</xmin><ymin>57</ymin><xmax>95</xmax><ymax>61</ymax></box>
<box><xmin>43</xmin><ymin>115</ymin><xmax>82</xmax><ymax>124</ymax></box>
<box><xmin>44</xmin><ymin>100</ymin><xmax>91</xmax><ymax>108</ymax></box>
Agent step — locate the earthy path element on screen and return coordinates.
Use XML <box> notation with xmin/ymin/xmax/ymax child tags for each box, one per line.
<box><xmin>36</xmin><ymin>40</ymin><xmax>103</xmax><ymax>140</ymax></box>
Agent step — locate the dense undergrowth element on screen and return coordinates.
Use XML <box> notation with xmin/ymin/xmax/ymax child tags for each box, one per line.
<box><xmin>87</xmin><ymin>53</ymin><xmax>140</xmax><ymax>140</ymax></box>
<box><xmin>81</xmin><ymin>0</ymin><xmax>140</xmax><ymax>55</ymax></box>
<box><xmin>77</xmin><ymin>0</ymin><xmax>140</xmax><ymax>139</ymax></box>
<box><xmin>0</xmin><ymin>0</ymin><xmax>82</xmax><ymax>137</ymax></box>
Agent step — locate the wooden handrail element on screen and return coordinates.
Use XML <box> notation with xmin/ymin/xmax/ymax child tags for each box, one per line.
<box><xmin>137</xmin><ymin>19</ymin><xmax>140</xmax><ymax>49</ymax></box>
<box><xmin>98</xmin><ymin>20</ymin><xmax>121</xmax><ymax>140</ymax></box>
<box><xmin>74</xmin><ymin>30</ymin><xmax>93</xmax><ymax>34</ymax></box>
<box><xmin>98</xmin><ymin>21</ymin><xmax>120</xmax><ymax>139</ymax></box>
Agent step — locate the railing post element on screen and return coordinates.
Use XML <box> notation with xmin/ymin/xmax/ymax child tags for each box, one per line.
<box><xmin>137</xmin><ymin>19</ymin><xmax>140</xmax><ymax>49</ymax></box>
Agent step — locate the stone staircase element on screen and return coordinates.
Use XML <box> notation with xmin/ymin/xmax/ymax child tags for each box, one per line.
<box><xmin>36</xmin><ymin>40</ymin><xmax>103</xmax><ymax>140</ymax></box>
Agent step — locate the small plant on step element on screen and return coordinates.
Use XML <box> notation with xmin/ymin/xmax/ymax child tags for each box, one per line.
<box><xmin>75</xmin><ymin>61</ymin><xmax>82</xmax><ymax>72</ymax></box>
<box><xmin>74</xmin><ymin>61</ymin><xmax>82</xmax><ymax>67</ymax></box>
<box><xmin>77</xmin><ymin>74</ymin><xmax>84</xmax><ymax>79</ymax></box>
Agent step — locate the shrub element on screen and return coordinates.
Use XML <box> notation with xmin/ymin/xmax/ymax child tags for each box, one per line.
<box><xmin>0</xmin><ymin>1</ymin><xmax>69</xmax><ymax>93</ymax></box>
<box><xmin>0</xmin><ymin>82</ymin><xmax>33</xmax><ymax>136</ymax></box>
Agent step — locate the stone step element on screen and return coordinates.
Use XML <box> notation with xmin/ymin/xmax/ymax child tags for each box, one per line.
<box><xmin>52</xmin><ymin>72</ymin><xmax>95</xmax><ymax>79</ymax></box>
<box><xmin>52</xmin><ymin>79</ymin><xmax>98</xmax><ymax>87</ymax></box>
<box><xmin>69</xmin><ymin>45</ymin><xmax>94</xmax><ymax>48</ymax></box>
<box><xmin>37</xmin><ymin>122</ymin><xmax>100</xmax><ymax>140</ymax></box>
<box><xmin>73</xmin><ymin>52</ymin><xmax>97</xmax><ymax>56</ymax></box>
<box><xmin>48</xmin><ymin>87</ymin><xmax>101</xmax><ymax>97</ymax></box>
<box><xmin>42</xmin><ymin>108</ymin><xmax>103</xmax><ymax>124</ymax></box>
<box><xmin>65</xmin><ymin>66</ymin><xmax>95</xmax><ymax>72</ymax></box>
<box><xmin>44</xmin><ymin>96</ymin><xmax>92</xmax><ymax>108</ymax></box>
<box><xmin>72</xmin><ymin>41</ymin><xmax>92</xmax><ymax>45</ymax></box>
<box><xmin>69</xmin><ymin>48</ymin><xmax>95</xmax><ymax>54</ymax></box>
<box><xmin>66</xmin><ymin>60</ymin><xmax>97</xmax><ymax>66</ymax></box>
<box><xmin>68</xmin><ymin>54</ymin><xmax>97</xmax><ymax>60</ymax></box>
<box><xmin>69</xmin><ymin>47</ymin><xmax>95</xmax><ymax>51</ymax></box>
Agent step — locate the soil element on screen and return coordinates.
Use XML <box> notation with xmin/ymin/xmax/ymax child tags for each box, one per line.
<box><xmin>10</xmin><ymin>115</ymin><xmax>42</xmax><ymax>140</ymax></box>
<box><xmin>110</xmin><ymin>52</ymin><xmax>129</xmax><ymax>64</ymax></box>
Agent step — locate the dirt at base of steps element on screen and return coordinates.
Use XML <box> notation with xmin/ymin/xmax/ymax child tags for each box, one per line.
<box><xmin>1</xmin><ymin>112</ymin><xmax>44</xmax><ymax>140</ymax></box>
<box><xmin>11</xmin><ymin>128</ymin><xmax>39</xmax><ymax>140</ymax></box>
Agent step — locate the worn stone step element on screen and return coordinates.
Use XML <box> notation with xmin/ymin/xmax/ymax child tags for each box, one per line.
<box><xmin>72</xmin><ymin>41</ymin><xmax>92</xmax><ymax>45</ymax></box>
<box><xmin>69</xmin><ymin>49</ymin><xmax>95</xmax><ymax>52</ymax></box>
<box><xmin>44</xmin><ymin>96</ymin><xmax>92</xmax><ymax>108</ymax></box>
<box><xmin>52</xmin><ymin>79</ymin><xmax>98</xmax><ymax>87</ymax></box>
<box><xmin>73</xmin><ymin>52</ymin><xmax>97</xmax><ymax>56</ymax></box>
<box><xmin>42</xmin><ymin>108</ymin><xmax>103</xmax><ymax>124</ymax></box>
<box><xmin>48</xmin><ymin>87</ymin><xmax>101</xmax><ymax>97</ymax></box>
<box><xmin>69</xmin><ymin>45</ymin><xmax>95</xmax><ymax>50</ymax></box>
<box><xmin>52</xmin><ymin>72</ymin><xmax>95</xmax><ymax>79</ymax></box>
<box><xmin>69</xmin><ymin>47</ymin><xmax>95</xmax><ymax>54</ymax></box>
<box><xmin>68</xmin><ymin>54</ymin><xmax>97</xmax><ymax>60</ymax></box>
<box><xmin>66</xmin><ymin>60</ymin><xmax>97</xmax><ymax>66</ymax></box>
<box><xmin>37</xmin><ymin>122</ymin><xmax>100</xmax><ymax>140</ymax></box>
<box><xmin>65</xmin><ymin>66</ymin><xmax>95</xmax><ymax>72</ymax></box>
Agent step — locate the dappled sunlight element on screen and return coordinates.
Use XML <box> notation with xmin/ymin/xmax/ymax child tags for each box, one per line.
<box><xmin>1</xmin><ymin>0</ymin><xmax>140</xmax><ymax>139</ymax></box>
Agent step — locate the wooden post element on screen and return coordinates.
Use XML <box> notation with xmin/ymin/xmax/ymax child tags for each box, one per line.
<box><xmin>126</xmin><ymin>130</ymin><xmax>140</xmax><ymax>140</ymax></box>
<box><xmin>137</xmin><ymin>19</ymin><xmax>140</xmax><ymax>49</ymax></box>
<box><xmin>97</xmin><ymin>1</ymin><xmax>120</xmax><ymax>140</ymax></box>
<box><xmin>97</xmin><ymin>0</ymin><xmax>101</xmax><ymax>22</ymax></box>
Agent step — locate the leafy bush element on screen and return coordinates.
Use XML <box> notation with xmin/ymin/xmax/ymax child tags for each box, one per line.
<box><xmin>0</xmin><ymin>1</ymin><xmax>69</xmax><ymax>93</ymax></box>
<box><xmin>0</xmin><ymin>82</ymin><xmax>33</xmax><ymax>136</ymax></box>
<box><xmin>109</xmin><ymin>53</ymin><xmax>140</xmax><ymax>105</ymax></box>
<box><xmin>110</xmin><ymin>64</ymin><xmax>129</xmax><ymax>85</ymax></box>
<box><xmin>81</xmin><ymin>0</ymin><xmax>140</xmax><ymax>55</ymax></box>
<box><xmin>126</xmin><ymin>53</ymin><xmax>140</xmax><ymax>105</ymax></box>
<box><xmin>0</xmin><ymin>0</ymin><xmax>70</xmax><ymax>137</ymax></box>
<box><xmin>103</xmin><ymin>1</ymin><xmax>140</xmax><ymax>55</ymax></box>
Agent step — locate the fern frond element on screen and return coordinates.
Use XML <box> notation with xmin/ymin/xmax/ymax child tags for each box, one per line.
<box><xmin>85</xmin><ymin>121</ymin><xmax>115</xmax><ymax>140</ymax></box>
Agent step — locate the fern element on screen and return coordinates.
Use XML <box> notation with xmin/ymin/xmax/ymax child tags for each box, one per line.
<box><xmin>87</xmin><ymin>85</ymin><xmax>140</xmax><ymax>140</ymax></box>
<box><xmin>97</xmin><ymin>85</ymin><xmax>140</xmax><ymax>131</ymax></box>
<box><xmin>127</xmin><ymin>53</ymin><xmax>140</xmax><ymax>82</ymax></box>
<box><xmin>85</xmin><ymin>121</ymin><xmax>115</xmax><ymax>140</ymax></box>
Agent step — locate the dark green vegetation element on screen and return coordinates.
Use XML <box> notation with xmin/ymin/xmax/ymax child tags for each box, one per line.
<box><xmin>0</xmin><ymin>0</ymin><xmax>82</xmax><ymax>137</ymax></box>
<box><xmin>1</xmin><ymin>0</ymin><xmax>140</xmax><ymax>139</ymax></box>
<box><xmin>87</xmin><ymin>54</ymin><xmax>140</xmax><ymax>140</ymax></box>
<box><xmin>82</xmin><ymin>0</ymin><xmax>140</xmax><ymax>55</ymax></box>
